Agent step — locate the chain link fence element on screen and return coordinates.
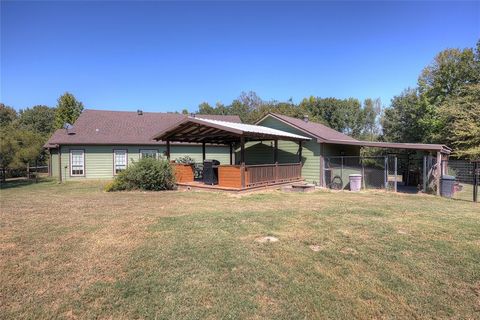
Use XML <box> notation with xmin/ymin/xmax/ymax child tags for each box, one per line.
<box><xmin>443</xmin><ymin>159</ymin><xmax>479</xmax><ymax>202</ymax></box>
<box><xmin>323</xmin><ymin>156</ymin><xmax>398</xmax><ymax>191</ymax></box>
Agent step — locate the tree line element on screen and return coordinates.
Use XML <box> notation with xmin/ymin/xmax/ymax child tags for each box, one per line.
<box><xmin>0</xmin><ymin>93</ymin><xmax>84</xmax><ymax>180</ymax></box>
<box><xmin>193</xmin><ymin>40</ymin><xmax>479</xmax><ymax>159</ymax></box>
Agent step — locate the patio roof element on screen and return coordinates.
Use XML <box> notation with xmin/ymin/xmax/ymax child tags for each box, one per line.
<box><xmin>152</xmin><ymin>116</ymin><xmax>311</xmax><ymax>144</ymax></box>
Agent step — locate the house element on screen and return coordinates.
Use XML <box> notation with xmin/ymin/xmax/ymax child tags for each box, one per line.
<box><xmin>46</xmin><ymin>110</ymin><xmax>451</xmax><ymax>194</ymax></box>
<box><xmin>152</xmin><ymin>113</ymin><xmax>451</xmax><ymax>193</ymax></box>
<box><xmin>44</xmin><ymin>110</ymin><xmax>241</xmax><ymax>181</ymax></box>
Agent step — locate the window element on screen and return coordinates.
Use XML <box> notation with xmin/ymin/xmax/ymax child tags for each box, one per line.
<box><xmin>114</xmin><ymin>150</ymin><xmax>127</xmax><ymax>174</ymax></box>
<box><xmin>140</xmin><ymin>149</ymin><xmax>157</xmax><ymax>159</ymax></box>
<box><xmin>70</xmin><ymin>150</ymin><xmax>85</xmax><ymax>176</ymax></box>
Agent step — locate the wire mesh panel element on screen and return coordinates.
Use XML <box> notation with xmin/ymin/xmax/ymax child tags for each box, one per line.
<box><xmin>324</xmin><ymin>156</ymin><xmax>397</xmax><ymax>191</ymax></box>
<box><xmin>444</xmin><ymin>160</ymin><xmax>479</xmax><ymax>202</ymax></box>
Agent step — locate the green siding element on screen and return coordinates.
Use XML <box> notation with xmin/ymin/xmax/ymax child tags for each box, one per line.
<box><xmin>256</xmin><ymin>117</ymin><xmax>321</xmax><ymax>184</ymax></box>
<box><xmin>50</xmin><ymin>145</ymin><xmax>230</xmax><ymax>180</ymax></box>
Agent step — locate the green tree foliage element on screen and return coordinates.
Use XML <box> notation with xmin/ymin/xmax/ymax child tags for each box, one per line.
<box><xmin>436</xmin><ymin>83</ymin><xmax>480</xmax><ymax>159</ymax></box>
<box><xmin>299</xmin><ymin>97</ymin><xmax>365</xmax><ymax>137</ymax></box>
<box><xmin>0</xmin><ymin>103</ymin><xmax>17</xmax><ymax>127</ymax></box>
<box><xmin>382</xmin><ymin>88</ymin><xmax>435</xmax><ymax>143</ymax></box>
<box><xmin>18</xmin><ymin>105</ymin><xmax>56</xmax><ymax>135</ymax></box>
<box><xmin>0</xmin><ymin>125</ymin><xmax>18</xmax><ymax>180</ymax></box>
<box><xmin>383</xmin><ymin>40</ymin><xmax>479</xmax><ymax>158</ymax></box>
<box><xmin>54</xmin><ymin>92</ymin><xmax>84</xmax><ymax>129</ymax></box>
<box><xmin>194</xmin><ymin>92</ymin><xmax>382</xmax><ymax>139</ymax></box>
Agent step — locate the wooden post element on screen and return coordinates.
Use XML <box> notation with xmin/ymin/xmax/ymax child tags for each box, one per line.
<box><xmin>436</xmin><ymin>151</ymin><xmax>441</xmax><ymax>196</ymax></box>
<box><xmin>58</xmin><ymin>146</ymin><xmax>62</xmax><ymax>183</ymax></box>
<box><xmin>273</xmin><ymin>140</ymin><xmax>278</xmax><ymax>163</ymax></box>
<box><xmin>229</xmin><ymin>143</ymin><xmax>233</xmax><ymax>165</ymax></box>
<box><xmin>166</xmin><ymin>140</ymin><xmax>171</xmax><ymax>161</ymax></box>
<box><xmin>240</xmin><ymin>136</ymin><xmax>245</xmax><ymax>189</ymax></box>
<box><xmin>298</xmin><ymin>140</ymin><xmax>302</xmax><ymax>163</ymax></box>
<box><xmin>202</xmin><ymin>142</ymin><xmax>206</xmax><ymax>161</ymax></box>
<box><xmin>423</xmin><ymin>155</ymin><xmax>427</xmax><ymax>192</ymax></box>
<box><xmin>394</xmin><ymin>156</ymin><xmax>397</xmax><ymax>192</ymax></box>
<box><xmin>361</xmin><ymin>159</ymin><xmax>366</xmax><ymax>190</ymax></box>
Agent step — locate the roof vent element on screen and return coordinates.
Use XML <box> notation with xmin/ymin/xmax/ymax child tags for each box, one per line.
<box><xmin>190</xmin><ymin>113</ymin><xmax>196</xmax><ymax>118</ymax></box>
<box><xmin>303</xmin><ymin>115</ymin><xmax>309</xmax><ymax>123</ymax></box>
<box><xmin>137</xmin><ymin>109</ymin><xmax>143</xmax><ymax>115</ymax></box>
<box><xmin>63</xmin><ymin>123</ymin><xmax>76</xmax><ymax>135</ymax></box>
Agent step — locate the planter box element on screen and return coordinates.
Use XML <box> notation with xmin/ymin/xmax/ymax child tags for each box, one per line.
<box><xmin>173</xmin><ymin>163</ymin><xmax>195</xmax><ymax>183</ymax></box>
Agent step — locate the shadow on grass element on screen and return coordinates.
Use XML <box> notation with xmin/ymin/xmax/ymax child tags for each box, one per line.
<box><xmin>0</xmin><ymin>178</ymin><xmax>52</xmax><ymax>190</ymax></box>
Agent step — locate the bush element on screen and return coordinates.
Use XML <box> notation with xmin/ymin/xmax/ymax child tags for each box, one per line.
<box><xmin>105</xmin><ymin>157</ymin><xmax>176</xmax><ymax>192</ymax></box>
<box><xmin>175</xmin><ymin>155</ymin><xmax>196</xmax><ymax>165</ymax></box>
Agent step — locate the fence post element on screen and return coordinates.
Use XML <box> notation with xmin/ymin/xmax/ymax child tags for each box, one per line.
<box><xmin>394</xmin><ymin>156</ymin><xmax>397</xmax><ymax>192</ymax></box>
<box><xmin>275</xmin><ymin>162</ymin><xmax>279</xmax><ymax>182</ymax></box>
<box><xmin>341</xmin><ymin>156</ymin><xmax>344</xmax><ymax>189</ymax></box>
<box><xmin>384</xmin><ymin>156</ymin><xmax>388</xmax><ymax>190</ymax></box>
<box><xmin>361</xmin><ymin>158</ymin><xmax>366</xmax><ymax>190</ymax></box>
<box><xmin>423</xmin><ymin>156</ymin><xmax>427</xmax><ymax>192</ymax></box>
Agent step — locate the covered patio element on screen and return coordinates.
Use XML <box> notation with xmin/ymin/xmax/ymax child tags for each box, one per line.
<box><xmin>152</xmin><ymin>116</ymin><xmax>311</xmax><ymax>190</ymax></box>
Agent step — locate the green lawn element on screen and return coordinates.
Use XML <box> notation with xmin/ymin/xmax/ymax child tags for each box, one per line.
<box><xmin>1</xmin><ymin>180</ymin><xmax>479</xmax><ymax>319</ymax></box>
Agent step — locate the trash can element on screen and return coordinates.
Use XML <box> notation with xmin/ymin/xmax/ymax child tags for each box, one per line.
<box><xmin>349</xmin><ymin>174</ymin><xmax>362</xmax><ymax>192</ymax></box>
<box><xmin>440</xmin><ymin>175</ymin><xmax>455</xmax><ymax>198</ymax></box>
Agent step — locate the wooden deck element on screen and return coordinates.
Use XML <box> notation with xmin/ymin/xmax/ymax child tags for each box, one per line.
<box><xmin>174</xmin><ymin>162</ymin><xmax>303</xmax><ymax>192</ymax></box>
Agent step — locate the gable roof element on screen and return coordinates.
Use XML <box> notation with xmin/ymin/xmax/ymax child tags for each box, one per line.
<box><xmin>257</xmin><ymin>113</ymin><xmax>357</xmax><ymax>142</ymax></box>
<box><xmin>44</xmin><ymin>110</ymin><xmax>241</xmax><ymax>147</ymax></box>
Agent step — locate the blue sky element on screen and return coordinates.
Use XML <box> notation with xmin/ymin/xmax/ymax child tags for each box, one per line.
<box><xmin>1</xmin><ymin>1</ymin><xmax>479</xmax><ymax>112</ymax></box>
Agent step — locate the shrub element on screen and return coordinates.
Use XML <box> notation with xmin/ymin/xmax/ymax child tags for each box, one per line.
<box><xmin>175</xmin><ymin>155</ymin><xmax>196</xmax><ymax>165</ymax></box>
<box><xmin>105</xmin><ymin>157</ymin><xmax>176</xmax><ymax>192</ymax></box>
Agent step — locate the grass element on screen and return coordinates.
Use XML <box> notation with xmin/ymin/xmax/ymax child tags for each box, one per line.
<box><xmin>1</xmin><ymin>179</ymin><xmax>479</xmax><ymax>319</ymax></box>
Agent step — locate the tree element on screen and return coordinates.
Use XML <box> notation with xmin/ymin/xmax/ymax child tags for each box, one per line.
<box><xmin>382</xmin><ymin>88</ymin><xmax>436</xmax><ymax>143</ymax></box>
<box><xmin>435</xmin><ymin>83</ymin><xmax>480</xmax><ymax>159</ymax></box>
<box><xmin>18</xmin><ymin>105</ymin><xmax>56</xmax><ymax>135</ymax></box>
<box><xmin>299</xmin><ymin>97</ymin><xmax>364</xmax><ymax>137</ymax></box>
<box><xmin>361</xmin><ymin>98</ymin><xmax>382</xmax><ymax>141</ymax></box>
<box><xmin>382</xmin><ymin>40</ymin><xmax>479</xmax><ymax>155</ymax></box>
<box><xmin>418</xmin><ymin>45</ymin><xmax>479</xmax><ymax>105</ymax></box>
<box><xmin>0</xmin><ymin>125</ymin><xmax>18</xmax><ymax>181</ymax></box>
<box><xmin>11</xmin><ymin>129</ymin><xmax>45</xmax><ymax>180</ymax></box>
<box><xmin>0</xmin><ymin>103</ymin><xmax>17</xmax><ymax>128</ymax></box>
<box><xmin>54</xmin><ymin>92</ymin><xmax>84</xmax><ymax>129</ymax></box>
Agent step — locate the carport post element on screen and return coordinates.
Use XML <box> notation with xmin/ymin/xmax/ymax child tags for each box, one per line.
<box><xmin>240</xmin><ymin>136</ymin><xmax>246</xmax><ymax>189</ymax></box>
<box><xmin>298</xmin><ymin>140</ymin><xmax>302</xmax><ymax>163</ymax></box>
<box><xmin>166</xmin><ymin>140</ymin><xmax>171</xmax><ymax>161</ymax></box>
<box><xmin>394</xmin><ymin>156</ymin><xmax>398</xmax><ymax>192</ymax></box>
<box><xmin>202</xmin><ymin>142</ymin><xmax>206</xmax><ymax>161</ymax></box>
<box><xmin>423</xmin><ymin>156</ymin><xmax>427</xmax><ymax>192</ymax></box>
<box><xmin>229</xmin><ymin>143</ymin><xmax>233</xmax><ymax>165</ymax></box>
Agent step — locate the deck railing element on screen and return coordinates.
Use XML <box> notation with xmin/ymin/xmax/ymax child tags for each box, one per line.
<box><xmin>245</xmin><ymin>163</ymin><xmax>302</xmax><ymax>187</ymax></box>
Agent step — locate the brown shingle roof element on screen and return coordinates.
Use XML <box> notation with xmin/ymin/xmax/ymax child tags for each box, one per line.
<box><xmin>259</xmin><ymin>113</ymin><xmax>357</xmax><ymax>142</ymax></box>
<box><xmin>45</xmin><ymin>110</ymin><xmax>241</xmax><ymax>147</ymax></box>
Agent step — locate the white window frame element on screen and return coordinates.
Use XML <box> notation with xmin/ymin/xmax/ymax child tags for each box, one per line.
<box><xmin>140</xmin><ymin>149</ymin><xmax>157</xmax><ymax>159</ymax></box>
<box><xmin>70</xmin><ymin>149</ymin><xmax>85</xmax><ymax>176</ymax></box>
<box><xmin>113</xmin><ymin>149</ymin><xmax>128</xmax><ymax>175</ymax></box>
